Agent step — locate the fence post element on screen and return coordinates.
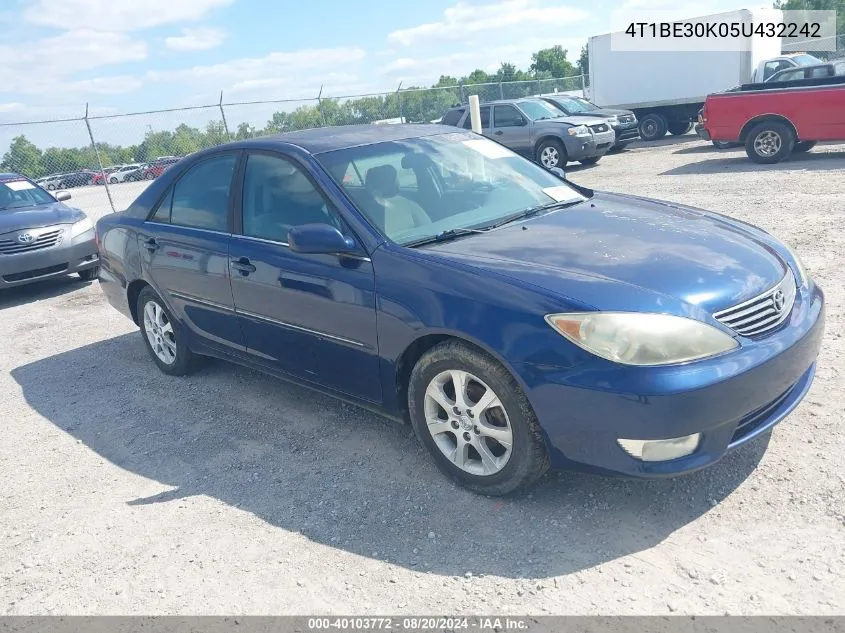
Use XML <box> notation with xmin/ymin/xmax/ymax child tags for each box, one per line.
<box><xmin>219</xmin><ymin>91</ymin><xmax>231</xmax><ymax>141</ymax></box>
<box><xmin>459</xmin><ymin>82</ymin><xmax>466</xmax><ymax>105</ymax></box>
<box><xmin>499</xmin><ymin>81</ymin><xmax>504</xmax><ymax>100</ymax></box>
<box><xmin>396</xmin><ymin>81</ymin><xmax>403</xmax><ymax>123</ymax></box>
<box><xmin>317</xmin><ymin>84</ymin><xmax>325</xmax><ymax>127</ymax></box>
<box><xmin>84</xmin><ymin>103</ymin><xmax>116</xmax><ymax>214</ymax></box>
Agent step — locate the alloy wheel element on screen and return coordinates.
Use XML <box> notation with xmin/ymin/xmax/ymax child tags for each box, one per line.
<box><xmin>423</xmin><ymin>369</ymin><xmax>514</xmax><ymax>476</ymax></box>
<box><xmin>143</xmin><ymin>300</ymin><xmax>177</xmax><ymax>365</ymax></box>
<box><xmin>540</xmin><ymin>146</ymin><xmax>560</xmax><ymax>168</ymax></box>
<box><xmin>753</xmin><ymin>131</ymin><xmax>781</xmax><ymax>157</ymax></box>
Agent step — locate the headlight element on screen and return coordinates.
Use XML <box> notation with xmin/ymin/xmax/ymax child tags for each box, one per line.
<box><xmin>782</xmin><ymin>242</ymin><xmax>809</xmax><ymax>288</ymax></box>
<box><xmin>567</xmin><ymin>125</ymin><xmax>589</xmax><ymax>136</ymax></box>
<box><xmin>70</xmin><ymin>216</ymin><xmax>94</xmax><ymax>238</ymax></box>
<box><xmin>605</xmin><ymin>116</ymin><xmax>618</xmax><ymax>125</ymax></box>
<box><xmin>544</xmin><ymin>312</ymin><xmax>738</xmax><ymax>366</ymax></box>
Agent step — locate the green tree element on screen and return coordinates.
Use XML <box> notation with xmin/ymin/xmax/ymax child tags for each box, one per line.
<box><xmin>1</xmin><ymin>135</ymin><xmax>44</xmax><ymax>177</ymax></box>
<box><xmin>577</xmin><ymin>44</ymin><xmax>589</xmax><ymax>76</ymax></box>
<box><xmin>530</xmin><ymin>45</ymin><xmax>575</xmax><ymax>78</ymax></box>
<box><xmin>773</xmin><ymin>0</ymin><xmax>844</xmax><ymax>58</ymax></box>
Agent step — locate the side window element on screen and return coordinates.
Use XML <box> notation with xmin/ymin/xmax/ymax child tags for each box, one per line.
<box><xmin>494</xmin><ymin>105</ymin><xmax>524</xmax><ymax>127</ymax></box>
<box><xmin>809</xmin><ymin>66</ymin><xmax>830</xmax><ymax>78</ymax></box>
<box><xmin>241</xmin><ymin>153</ymin><xmax>340</xmax><ymax>243</ymax></box>
<box><xmin>150</xmin><ymin>188</ymin><xmax>173</xmax><ymax>222</ymax></box>
<box><xmin>441</xmin><ymin>109</ymin><xmax>464</xmax><ymax>127</ymax></box>
<box><xmin>461</xmin><ymin>106</ymin><xmax>490</xmax><ymax>128</ymax></box>
<box><xmin>170</xmin><ymin>154</ymin><xmax>237</xmax><ymax>232</ymax></box>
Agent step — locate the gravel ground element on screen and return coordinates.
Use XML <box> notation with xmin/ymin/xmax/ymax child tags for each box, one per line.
<box><xmin>1</xmin><ymin>135</ymin><xmax>843</xmax><ymax>616</ymax></box>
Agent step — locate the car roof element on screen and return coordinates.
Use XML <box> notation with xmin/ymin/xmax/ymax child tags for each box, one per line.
<box><xmin>262</xmin><ymin>123</ymin><xmax>458</xmax><ymax>154</ymax></box>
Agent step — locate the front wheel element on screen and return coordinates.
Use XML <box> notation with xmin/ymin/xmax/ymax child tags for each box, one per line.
<box><xmin>745</xmin><ymin>121</ymin><xmax>794</xmax><ymax>164</ymax></box>
<box><xmin>536</xmin><ymin>139</ymin><xmax>566</xmax><ymax>170</ymax></box>
<box><xmin>638</xmin><ymin>113</ymin><xmax>668</xmax><ymax>141</ymax></box>
<box><xmin>793</xmin><ymin>141</ymin><xmax>816</xmax><ymax>153</ymax></box>
<box><xmin>137</xmin><ymin>287</ymin><xmax>200</xmax><ymax>376</ymax></box>
<box><xmin>408</xmin><ymin>341</ymin><xmax>550</xmax><ymax>496</ymax></box>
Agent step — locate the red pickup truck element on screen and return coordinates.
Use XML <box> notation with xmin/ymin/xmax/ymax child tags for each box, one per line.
<box><xmin>699</xmin><ymin>76</ymin><xmax>845</xmax><ymax>164</ymax></box>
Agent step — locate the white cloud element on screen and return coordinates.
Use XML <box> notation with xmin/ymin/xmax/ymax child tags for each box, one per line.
<box><xmin>165</xmin><ymin>27</ymin><xmax>227</xmax><ymax>51</ymax></box>
<box><xmin>0</xmin><ymin>102</ymin><xmax>24</xmax><ymax>114</ymax></box>
<box><xmin>388</xmin><ymin>0</ymin><xmax>588</xmax><ymax>47</ymax></box>
<box><xmin>23</xmin><ymin>0</ymin><xmax>236</xmax><ymax>32</ymax></box>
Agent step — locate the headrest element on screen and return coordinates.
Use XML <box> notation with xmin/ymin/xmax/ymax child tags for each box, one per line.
<box><xmin>365</xmin><ymin>165</ymin><xmax>398</xmax><ymax>198</ymax></box>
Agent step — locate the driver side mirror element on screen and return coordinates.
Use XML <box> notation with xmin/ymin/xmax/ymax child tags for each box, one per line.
<box><xmin>55</xmin><ymin>191</ymin><xmax>72</xmax><ymax>202</ymax></box>
<box><xmin>550</xmin><ymin>167</ymin><xmax>567</xmax><ymax>180</ymax></box>
<box><xmin>288</xmin><ymin>223</ymin><xmax>358</xmax><ymax>255</ymax></box>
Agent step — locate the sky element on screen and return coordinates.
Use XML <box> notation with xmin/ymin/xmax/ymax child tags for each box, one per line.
<box><xmin>0</xmin><ymin>0</ymin><xmax>757</xmax><ymax>148</ymax></box>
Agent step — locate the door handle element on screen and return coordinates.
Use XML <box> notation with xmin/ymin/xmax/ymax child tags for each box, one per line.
<box><xmin>494</xmin><ymin>130</ymin><xmax>503</xmax><ymax>135</ymax></box>
<box><xmin>142</xmin><ymin>238</ymin><xmax>159</xmax><ymax>252</ymax></box>
<box><xmin>230</xmin><ymin>257</ymin><xmax>256</xmax><ymax>275</ymax></box>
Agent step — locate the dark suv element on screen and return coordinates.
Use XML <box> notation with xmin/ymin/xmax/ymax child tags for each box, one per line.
<box><xmin>538</xmin><ymin>94</ymin><xmax>640</xmax><ymax>150</ymax></box>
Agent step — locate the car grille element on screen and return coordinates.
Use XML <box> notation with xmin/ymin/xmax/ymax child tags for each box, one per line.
<box><xmin>589</xmin><ymin>123</ymin><xmax>610</xmax><ymax>133</ymax></box>
<box><xmin>713</xmin><ymin>272</ymin><xmax>797</xmax><ymax>337</ymax></box>
<box><xmin>0</xmin><ymin>228</ymin><xmax>64</xmax><ymax>255</ymax></box>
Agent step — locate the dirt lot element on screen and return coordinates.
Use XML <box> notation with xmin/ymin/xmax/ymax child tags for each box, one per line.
<box><xmin>1</xmin><ymin>135</ymin><xmax>843</xmax><ymax>616</ymax></box>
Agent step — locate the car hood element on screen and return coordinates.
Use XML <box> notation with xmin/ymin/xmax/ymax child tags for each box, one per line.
<box><xmin>546</xmin><ymin>115</ymin><xmax>610</xmax><ymax>127</ymax></box>
<box><xmin>566</xmin><ymin>108</ymin><xmax>635</xmax><ymax>119</ymax></box>
<box><xmin>0</xmin><ymin>202</ymin><xmax>85</xmax><ymax>233</ymax></box>
<box><xmin>422</xmin><ymin>192</ymin><xmax>788</xmax><ymax>315</ymax></box>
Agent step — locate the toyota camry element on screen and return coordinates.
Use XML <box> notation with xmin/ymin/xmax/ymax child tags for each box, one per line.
<box><xmin>95</xmin><ymin>125</ymin><xmax>825</xmax><ymax>496</ymax></box>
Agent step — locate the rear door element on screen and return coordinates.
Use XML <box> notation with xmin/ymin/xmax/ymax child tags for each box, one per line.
<box><xmin>490</xmin><ymin>104</ymin><xmax>531</xmax><ymax>155</ymax></box>
<box><xmin>137</xmin><ymin>151</ymin><xmax>246</xmax><ymax>352</ymax></box>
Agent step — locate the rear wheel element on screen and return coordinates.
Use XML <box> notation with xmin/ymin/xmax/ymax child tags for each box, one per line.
<box><xmin>745</xmin><ymin>121</ymin><xmax>794</xmax><ymax>164</ymax></box>
<box><xmin>137</xmin><ymin>287</ymin><xmax>200</xmax><ymax>376</ymax></box>
<box><xmin>668</xmin><ymin>121</ymin><xmax>693</xmax><ymax>136</ymax></box>
<box><xmin>638</xmin><ymin>113</ymin><xmax>667</xmax><ymax>141</ymax></box>
<box><xmin>109</xmin><ymin>177</ymin><xmax>118</xmax><ymax>184</ymax></box>
<box><xmin>408</xmin><ymin>340</ymin><xmax>549</xmax><ymax>496</ymax></box>
<box><xmin>536</xmin><ymin>138</ymin><xmax>566</xmax><ymax>170</ymax></box>
<box><xmin>793</xmin><ymin>141</ymin><xmax>816</xmax><ymax>153</ymax></box>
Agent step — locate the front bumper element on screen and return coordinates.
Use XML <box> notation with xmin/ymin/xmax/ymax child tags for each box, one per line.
<box><xmin>613</xmin><ymin>122</ymin><xmax>640</xmax><ymax>144</ymax></box>
<box><xmin>564</xmin><ymin>135</ymin><xmax>601</xmax><ymax>161</ymax></box>
<box><xmin>517</xmin><ymin>283</ymin><xmax>825</xmax><ymax>478</ymax></box>
<box><xmin>0</xmin><ymin>231</ymin><xmax>98</xmax><ymax>289</ymax></box>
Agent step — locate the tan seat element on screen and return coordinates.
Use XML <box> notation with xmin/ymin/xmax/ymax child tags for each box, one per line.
<box><xmin>364</xmin><ymin>165</ymin><xmax>430</xmax><ymax>237</ymax></box>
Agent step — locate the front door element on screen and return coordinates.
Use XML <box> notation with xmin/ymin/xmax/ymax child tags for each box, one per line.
<box><xmin>490</xmin><ymin>104</ymin><xmax>531</xmax><ymax>156</ymax></box>
<box><xmin>138</xmin><ymin>151</ymin><xmax>245</xmax><ymax>352</ymax></box>
<box><xmin>228</xmin><ymin>151</ymin><xmax>381</xmax><ymax>403</ymax></box>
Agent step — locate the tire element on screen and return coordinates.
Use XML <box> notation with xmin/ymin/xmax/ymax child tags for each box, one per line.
<box><xmin>745</xmin><ymin>121</ymin><xmax>794</xmax><ymax>164</ymax></box>
<box><xmin>77</xmin><ymin>266</ymin><xmax>99</xmax><ymax>282</ymax></box>
<box><xmin>712</xmin><ymin>141</ymin><xmax>735</xmax><ymax>149</ymax></box>
<box><xmin>136</xmin><ymin>287</ymin><xmax>200</xmax><ymax>376</ymax></box>
<box><xmin>109</xmin><ymin>177</ymin><xmax>118</xmax><ymax>184</ymax></box>
<box><xmin>793</xmin><ymin>141</ymin><xmax>816</xmax><ymax>153</ymax></box>
<box><xmin>579</xmin><ymin>156</ymin><xmax>601</xmax><ymax>165</ymax></box>
<box><xmin>407</xmin><ymin>340</ymin><xmax>550</xmax><ymax>496</ymax></box>
<box><xmin>535</xmin><ymin>138</ymin><xmax>567</xmax><ymax>170</ymax></box>
<box><xmin>668</xmin><ymin>121</ymin><xmax>693</xmax><ymax>136</ymax></box>
<box><xmin>638</xmin><ymin>113</ymin><xmax>667</xmax><ymax>141</ymax></box>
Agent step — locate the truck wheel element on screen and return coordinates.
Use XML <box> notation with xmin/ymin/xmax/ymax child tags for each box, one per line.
<box><xmin>536</xmin><ymin>139</ymin><xmax>567</xmax><ymax>170</ymax></box>
<box><xmin>793</xmin><ymin>141</ymin><xmax>816</xmax><ymax>153</ymax></box>
<box><xmin>745</xmin><ymin>121</ymin><xmax>794</xmax><ymax>164</ymax></box>
<box><xmin>638</xmin><ymin>113</ymin><xmax>667</xmax><ymax>141</ymax></box>
<box><xmin>668</xmin><ymin>121</ymin><xmax>693</xmax><ymax>136</ymax></box>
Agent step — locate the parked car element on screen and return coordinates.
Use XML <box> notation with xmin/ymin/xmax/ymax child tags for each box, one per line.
<box><xmin>0</xmin><ymin>173</ymin><xmax>99</xmax><ymax>289</ymax></box>
<box><xmin>538</xmin><ymin>94</ymin><xmax>640</xmax><ymax>149</ymax></box>
<box><xmin>764</xmin><ymin>61</ymin><xmax>845</xmax><ymax>83</ymax></box>
<box><xmin>92</xmin><ymin>166</ymin><xmax>121</xmax><ymax>186</ymax></box>
<box><xmin>108</xmin><ymin>163</ymin><xmax>145</xmax><ymax>184</ymax></box>
<box><xmin>441</xmin><ymin>98</ymin><xmax>614</xmax><ymax>169</ymax></box>
<box><xmin>95</xmin><ymin>125</ymin><xmax>824</xmax><ymax>496</ymax></box>
<box><xmin>59</xmin><ymin>170</ymin><xmax>97</xmax><ymax>188</ymax></box>
<box><xmin>140</xmin><ymin>157</ymin><xmax>180</xmax><ymax>180</ymax></box>
<box><xmin>35</xmin><ymin>174</ymin><xmax>66</xmax><ymax>191</ymax></box>
<box><xmin>700</xmin><ymin>75</ymin><xmax>845</xmax><ymax>163</ymax></box>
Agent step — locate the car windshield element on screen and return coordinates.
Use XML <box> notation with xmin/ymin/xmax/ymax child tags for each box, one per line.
<box><xmin>516</xmin><ymin>100</ymin><xmax>566</xmax><ymax>121</ymax></box>
<box><xmin>0</xmin><ymin>178</ymin><xmax>57</xmax><ymax>210</ymax></box>
<box><xmin>554</xmin><ymin>96</ymin><xmax>600</xmax><ymax>113</ymax></box>
<box><xmin>316</xmin><ymin>131</ymin><xmax>589</xmax><ymax>246</ymax></box>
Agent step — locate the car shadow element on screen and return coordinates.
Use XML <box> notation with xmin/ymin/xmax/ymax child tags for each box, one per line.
<box><xmin>673</xmin><ymin>144</ymin><xmax>737</xmax><ymax>155</ymax></box>
<box><xmin>11</xmin><ymin>333</ymin><xmax>769</xmax><ymax>580</ymax></box>
<box><xmin>626</xmin><ymin>134</ymin><xmax>700</xmax><ymax>150</ymax></box>
<box><xmin>661</xmin><ymin>151</ymin><xmax>845</xmax><ymax>175</ymax></box>
<box><xmin>0</xmin><ymin>276</ymin><xmax>93</xmax><ymax>311</ymax></box>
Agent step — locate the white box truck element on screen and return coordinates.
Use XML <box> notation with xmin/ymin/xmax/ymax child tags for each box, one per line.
<box><xmin>585</xmin><ymin>8</ymin><xmax>824</xmax><ymax>141</ymax></box>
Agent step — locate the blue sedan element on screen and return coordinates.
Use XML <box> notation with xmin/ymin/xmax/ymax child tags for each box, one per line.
<box><xmin>95</xmin><ymin>124</ymin><xmax>825</xmax><ymax>496</ymax></box>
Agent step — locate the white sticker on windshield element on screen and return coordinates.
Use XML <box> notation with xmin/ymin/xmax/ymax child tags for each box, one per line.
<box><xmin>462</xmin><ymin>139</ymin><xmax>513</xmax><ymax>159</ymax></box>
<box><xmin>5</xmin><ymin>180</ymin><xmax>36</xmax><ymax>191</ymax></box>
<box><xmin>542</xmin><ymin>186</ymin><xmax>583</xmax><ymax>203</ymax></box>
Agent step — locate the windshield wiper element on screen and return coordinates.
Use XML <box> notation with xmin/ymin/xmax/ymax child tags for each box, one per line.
<box><xmin>485</xmin><ymin>199</ymin><xmax>583</xmax><ymax>230</ymax></box>
<box><xmin>403</xmin><ymin>227</ymin><xmax>487</xmax><ymax>248</ymax></box>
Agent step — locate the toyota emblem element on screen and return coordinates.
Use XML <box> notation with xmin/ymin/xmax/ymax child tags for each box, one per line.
<box><xmin>17</xmin><ymin>233</ymin><xmax>34</xmax><ymax>244</ymax></box>
<box><xmin>772</xmin><ymin>289</ymin><xmax>786</xmax><ymax>312</ymax></box>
